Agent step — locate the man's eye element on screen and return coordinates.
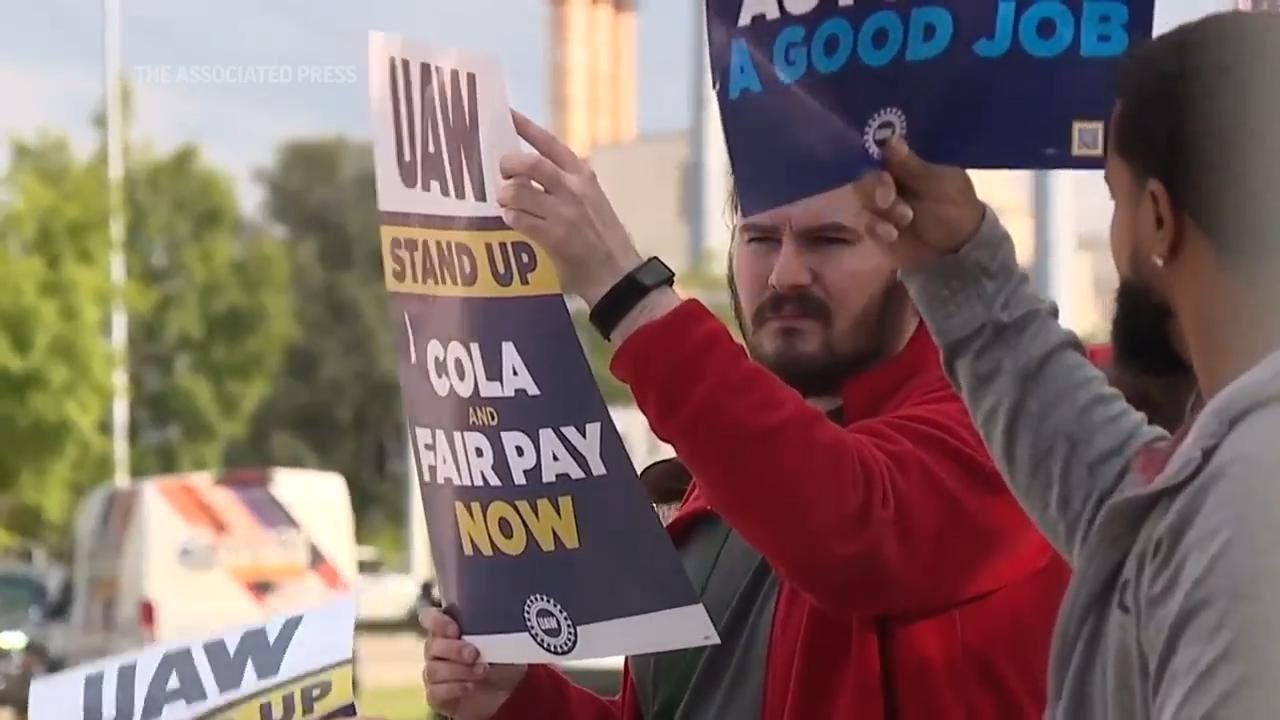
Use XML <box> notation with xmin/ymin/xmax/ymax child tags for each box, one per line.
<box><xmin>745</xmin><ymin>235</ymin><xmax>779</xmax><ymax>245</ymax></box>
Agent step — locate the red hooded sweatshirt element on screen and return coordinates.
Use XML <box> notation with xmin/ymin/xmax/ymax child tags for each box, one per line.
<box><xmin>491</xmin><ymin>300</ymin><xmax>1070</xmax><ymax>719</ymax></box>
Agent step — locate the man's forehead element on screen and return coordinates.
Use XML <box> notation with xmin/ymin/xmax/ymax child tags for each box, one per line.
<box><xmin>740</xmin><ymin>184</ymin><xmax>866</xmax><ymax>229</ymax></box>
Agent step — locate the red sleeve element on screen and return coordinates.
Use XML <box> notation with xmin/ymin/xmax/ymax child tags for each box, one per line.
<box><xmin>609</xmin><ymin>300</ymin><xmax>1053</xmax><ymax>616</ymax></box>
<box><xmin>491</xmin><ymin>664</ymin><xmax>635</xmax><ymax>720</ymax></box>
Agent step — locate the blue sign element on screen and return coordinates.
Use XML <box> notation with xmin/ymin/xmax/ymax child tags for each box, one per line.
<box><xmin>708</xmin><ymin>0</ymin><xmax>1156</xmax><ymax>216</ymax></box>
<box><xmin>367</xmin><ymin>33</ymin><xmax>718</xmax><ymax>664</ymax></box>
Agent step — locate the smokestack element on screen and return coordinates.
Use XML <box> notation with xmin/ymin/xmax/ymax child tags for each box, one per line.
<box><xmin>550</xmin><ymin>0</ymin><xmax>594</xmax><ymax>156</ymax></box>
<box><xmin>591</xmin><ymin>0</ymin><xmax>617</xmax><ymax>148</ymax></box>
<box><xmin>612</xmin><ymin>0</ymin><xmax>638</xmax><ymax>144</ymax></box>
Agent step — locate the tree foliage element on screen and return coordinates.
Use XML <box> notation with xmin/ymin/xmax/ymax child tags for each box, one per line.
<box><xmin>228</xmin><ymin>137</ymin><xmax>406</xmax><ymax>530</ymax></box>
<box><xmin>0</xmin><ymin>112</ymin><xmax>293</xmax><ymax>548</ymax></box>
<box><xmin>0</xmin><ymin>136</ymin><xmax>114</xmax><ymax>548</ymax></box>
<box><xmin>126</xmin><ymin>144</ymin><xmax>294</xmax><ymax>475</ymax></box>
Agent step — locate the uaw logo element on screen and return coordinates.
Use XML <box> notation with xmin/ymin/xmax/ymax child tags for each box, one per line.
<box><xmin>863</xmin><ymin>107</ymin><xmax>908</xmax><ymax>160</ymax></box>
<box><xmin>523</xmin><ymin>593</ymin><xmax>578</xmax><ymax>656</ymax></box>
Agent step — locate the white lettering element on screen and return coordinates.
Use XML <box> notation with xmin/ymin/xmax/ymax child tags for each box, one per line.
<box><xmin>500</xmin><ymin>431</ymin><xmax>537</xmax><ymax>486</ymax></box>
<box><xmin>500</xmin><ymin>342</ymin><xmax>540</xmax><ymax>397</ymax></box>
<box><xmin>540</xmin><ymin>427</ymin><xmax>586</xmax><ymax>484</ymax></box>
<box><xmin>434</xmin><ymin>428</ymin><xmax>465</xmax><ymax>486</ymax></box>
<box><xmin>562</xmin><ymin>422</ymin><xmax>606</xmax><ymax>477</ymax></box>
<box><xmin>421</xmin><ymin>339</ymin><xmax>539</xmax><ymax>398</ymax></box>
<box><xmin>463</xmin><ymin>431</ymin><xmax>501</xmax><ymax>487</ymax></box>
<box><xmin>445</xmin><ymin>342</ymin><xmax>475</xmax><ymax>397</ymax></box>
<box><xmin>472</xmin><ymin>343</ymin><xmax>504</xmax><ymax>397</ymax></box>
<box><xmin>782</xmin><ymin>0</ymin><xmax>820</xmax><ymax>15</ymax></box>
<box><xmin>414</xmin><ymin>426</ymin><xmax>436</xmax><ymax>484</ymax></box>
<box><xmin>426</xmin><ymin>340</ymin><xmax>449</xmax><ymax>396</ymax></box>
<box><xmin>738</xmin><ymin>0</ymin><xmax>782</xmax><ymax>27</ymax></box>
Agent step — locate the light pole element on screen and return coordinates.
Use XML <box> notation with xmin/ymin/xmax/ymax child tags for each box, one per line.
<box><xmin>104</xmin><ymin>0</ymin><xmax>130</xmax><ymax>487</ymax></box>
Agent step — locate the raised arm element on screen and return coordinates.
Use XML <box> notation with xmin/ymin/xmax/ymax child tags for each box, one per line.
<box><xmin>898</xmin><ymin>208</ymin><xmax>1165</xmax><ymax>563</ymax></box>
<box><xmin>610</xmin><ymin>298</ymin><xmax>1057</xmax><ymax>615</ymax></box>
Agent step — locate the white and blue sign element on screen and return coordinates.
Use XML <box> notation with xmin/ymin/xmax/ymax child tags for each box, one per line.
<box><xmin>708</xmin><ymin>0</ymin><xmax>1156</xmax><ymax>216</ymax></box>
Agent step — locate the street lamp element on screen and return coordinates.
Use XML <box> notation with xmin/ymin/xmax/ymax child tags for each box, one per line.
<box><xmin>104</xmin><ymin>0</ymin><xmax>130</xmax><ymax>487</ymax></box>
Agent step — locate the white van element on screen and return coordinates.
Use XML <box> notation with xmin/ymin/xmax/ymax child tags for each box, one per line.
<box><xmin>64</xmin><ymin>467</ymin><xmax>358</xmax><ymax>664</ymax></box>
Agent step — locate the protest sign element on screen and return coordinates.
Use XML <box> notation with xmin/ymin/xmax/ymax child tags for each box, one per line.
<box><xmin>707</xmin><ymin>0</ymin><xmax>1156</xmax><ymax>216</ymax></box>
<box><xmin>27</xmin><ymin>596</ymin><xmax>356</xmax><ymax>720</ymax></box>
<box><xmin>365</xmin><ymin>31</ymin><xmax>718</xmax><ymax>663</ymax></box>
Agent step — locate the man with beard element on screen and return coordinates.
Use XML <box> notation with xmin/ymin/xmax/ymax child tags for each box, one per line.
<box><xmin>1089</xmin><ymin>302</ymin><xmax>1199</xmax><ymax>434</ymax></box>
<box><xmin>862</xmin><ymin>11</ymin><xmax>1280</xmax><ymax>716</ymax></box>
<box><xmin>410</xmin><ymin>110</ymin><xmax>1070</xmax><ymax>720</ymax></box>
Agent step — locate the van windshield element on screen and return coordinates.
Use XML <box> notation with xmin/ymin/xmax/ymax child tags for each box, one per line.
<box><xmin>0</xmin><ymin>572</ymin><xmax>45</xmax><ymax>620</ymax></box>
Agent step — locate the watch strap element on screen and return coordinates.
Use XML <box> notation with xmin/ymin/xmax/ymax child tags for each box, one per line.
<box><xmin>588</xmin><ymin>257</ymin><xmax>675</xmax><ymax>341</ymax></box>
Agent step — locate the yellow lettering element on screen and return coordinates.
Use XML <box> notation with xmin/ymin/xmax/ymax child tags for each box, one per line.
<box><xmin>467</xmin><ymin>406</ymin><xmax>499</xmax><ymax>426</ymax></box>
<box><xmin>517</xmin><ymin>496</ymin><xmax>580</xmax><ymax>552</ymax></box>
<box><xmin>486</xmin><ymin>501</ymin><xmax>527</xmax><ymax>555</ymax></box>
<box><xmin>455</xmin><ymin>501</ymin><xmax>492</xmax><ymax>556</ymax></box>
<box><xmin>455</xmin><ymin>497</ymin><xmax>580</xmax><ymax>558</ymax></box>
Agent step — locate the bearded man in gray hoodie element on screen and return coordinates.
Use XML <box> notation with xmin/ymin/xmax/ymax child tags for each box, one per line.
<box><xmin>858</xmin><ymin>10</ymin><xmax>1280</xmax><ymax>719</ymax></box>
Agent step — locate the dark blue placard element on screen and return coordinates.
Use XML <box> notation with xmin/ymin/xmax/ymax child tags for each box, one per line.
<box><xmin>708</xmin><ymin>0</ymin><xmax>1156</xmax><ymax>216</ymax></box>
<box><xmin>392</xmin><ymin>290</ymin><xmax>703</xmax><ymax>640</ymax></box>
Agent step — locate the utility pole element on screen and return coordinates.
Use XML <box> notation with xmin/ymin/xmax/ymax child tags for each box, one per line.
<box><xmin>104</xmin><ymin>0</ymin><xmax>130</xmax><ymax>487</ymax></box>
<box><xmin>1033</xmin><ymin>170</ymin><xmax>1083</xmax><ymax>331</ymax></box>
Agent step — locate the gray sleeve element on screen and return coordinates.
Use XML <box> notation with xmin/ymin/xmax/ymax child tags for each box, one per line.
<box><xmin>898</xmin><ymin>207</ymin><xmax>1166</xmax><ymax>564</ymax></box>
<box><xmin>1141</xmin><ymin>430</ymin><xmax>1280</xmax><ymax>718</ymax></box>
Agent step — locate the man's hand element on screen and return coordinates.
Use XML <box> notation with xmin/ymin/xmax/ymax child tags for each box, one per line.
<box><xmin>421</xmin><ymin>608</ymin><xmax>528</xmax><ymax>719</ymax></box>
<box><xmin>861</xmin><ymin>136</ymin><xmax>987</xmax><ymax>271</ymax></box>
<box><xmin>498</xmin><ymin>111</ymin><xmax>644</xmax><ymax>307</ymax></box>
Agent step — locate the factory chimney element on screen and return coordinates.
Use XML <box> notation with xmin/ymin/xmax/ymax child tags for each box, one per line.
<box><xmin>611</xmin><ymin>0</ymin><xmax>638</xmax><ymax>145</ymax></box>
<box><xmin>550</xmin><ymin>0</ymin><xmax>638</xmax><ymax>157</ymax></box>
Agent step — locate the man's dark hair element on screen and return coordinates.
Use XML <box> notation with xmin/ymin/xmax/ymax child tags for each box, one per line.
<box><xmin>1112</xmin><ymin>11</ymin><xmax>1280</xmax><ymax>263</ymax></box>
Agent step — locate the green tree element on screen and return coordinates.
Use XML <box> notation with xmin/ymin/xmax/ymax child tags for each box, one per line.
<box><xmin>125</xmin><ymin>144</ymin><xmax>295</xmax><ymax>475</ymax></box>
<box><xmin>228</xmin><ymin>137</ymin><xmax>406</xmax><ymax>532</ymax></box>
<box><xmin>0</xmin><ymin>135</ymin><xmax>112</xmax><ymax>548</ymax></box>
<box><xmin>0</xmin><ymin>103</ymin><xmax>293</xmax><ymax>548</ymax></box>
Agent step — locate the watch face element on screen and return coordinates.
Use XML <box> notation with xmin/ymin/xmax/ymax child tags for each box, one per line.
<box><xmin>635</xmin><ymin>259</ymin><xmax>674</xmax><ymax>286</ymax></box>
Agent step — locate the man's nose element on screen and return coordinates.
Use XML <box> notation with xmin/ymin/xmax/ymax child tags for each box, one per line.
<box><xmin>768</xmin><ymin>237</ymin><xmax>814</xmax><ymax>291</ymax></box>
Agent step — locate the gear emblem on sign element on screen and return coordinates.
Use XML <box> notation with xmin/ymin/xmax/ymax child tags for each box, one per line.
<box><xmin>863</xmin><ymin>107</ymin><xmax>908</xmax><ymax>160</ymax></box>
<box><xmin>523</xmin><ymin>593</ymin><xmax>578</xmax><ymax>656</ymax></box>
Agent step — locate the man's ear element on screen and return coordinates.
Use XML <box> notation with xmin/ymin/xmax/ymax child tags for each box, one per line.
<box><xmin>1144</xmin><ymin>178</ymin><xmax>1183</xmax><ymax>264</ymax></box>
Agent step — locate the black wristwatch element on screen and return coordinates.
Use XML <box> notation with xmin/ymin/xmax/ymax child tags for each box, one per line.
<box><xmin>589</xmin><ymin>257</ymin><xmax>676</xmax><ymax>341</ymax></box>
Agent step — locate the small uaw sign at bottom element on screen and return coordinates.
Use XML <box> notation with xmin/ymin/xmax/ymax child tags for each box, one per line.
<box><xmin>365</xmin><ymin>30</ymin><xmax>718</xmax><ymax>663</ymax></box>
<box><xmin>27</xmin><ymin>596</ymin><xmax>358</xmax><ymax>719</ymax></box>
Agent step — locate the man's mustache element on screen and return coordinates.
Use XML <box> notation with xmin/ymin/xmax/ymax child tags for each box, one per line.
<box><xmin>751</xmin><ymin>291</ymin><xmax>831</xmax><ymax>329</ymax></box>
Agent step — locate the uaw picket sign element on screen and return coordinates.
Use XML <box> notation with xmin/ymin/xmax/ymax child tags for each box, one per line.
<box><xmin>707</xmin><ymin>0</ymin><xmax>1157</xmax><ymax>216</ymax></box>
<box><xmin>26</xmin><ymin>596</ymin><xmax>357</xmax><ymax>719</ymax></box>
<box><xmin>366</xmin><ymin>31</ymin><xmax>718</xmax><ymax>663</ymax></box>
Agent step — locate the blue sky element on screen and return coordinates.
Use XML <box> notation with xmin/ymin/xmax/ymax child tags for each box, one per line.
<box><xmin>0</xmin><ymin>0</ymin><xmax>1228</xmax><ymax>218</ymax></box>
<box><xmin>0</xmin><ymin>0</ymin><xmax>697</xmax><ymax>213</ymax></box>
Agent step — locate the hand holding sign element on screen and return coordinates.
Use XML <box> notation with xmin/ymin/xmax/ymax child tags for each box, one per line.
<box><xmin>420</xmin><ymin>608</ymin><xmax>527</xmax><ymax>719</ymax></box>
<box><xmin>707</xmin><ymin>0</ymin><xmax>1155</xmax><ymax>216</ymax></box>
<box><xmin>862</xmin><ymin>137</ymin><xmax>987</xmax><ymax>271</ymax></box>
<box><xmin>497</xmin><ymin>112</ymin><xmax>644</xmax><ymax>307</ymax></box>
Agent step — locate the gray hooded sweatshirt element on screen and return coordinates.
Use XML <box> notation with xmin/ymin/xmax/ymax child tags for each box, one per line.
<box><xmin>900</xmin><ymin>208</ymin><xmax>1280</xmax><ymax>718</ymax></box>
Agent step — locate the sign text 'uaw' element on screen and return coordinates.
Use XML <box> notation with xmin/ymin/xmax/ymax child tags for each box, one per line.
<box><xmin>27</xmin><ymin>597</ymin><xmax>357</xmax><ymax>720</ymax></box>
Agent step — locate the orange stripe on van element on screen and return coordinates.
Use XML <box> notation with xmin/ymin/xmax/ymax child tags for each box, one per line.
<box><xmin>157</xmin><ymin>481</ymin><xmax>227</xmax><ymax>534</ymax></box>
